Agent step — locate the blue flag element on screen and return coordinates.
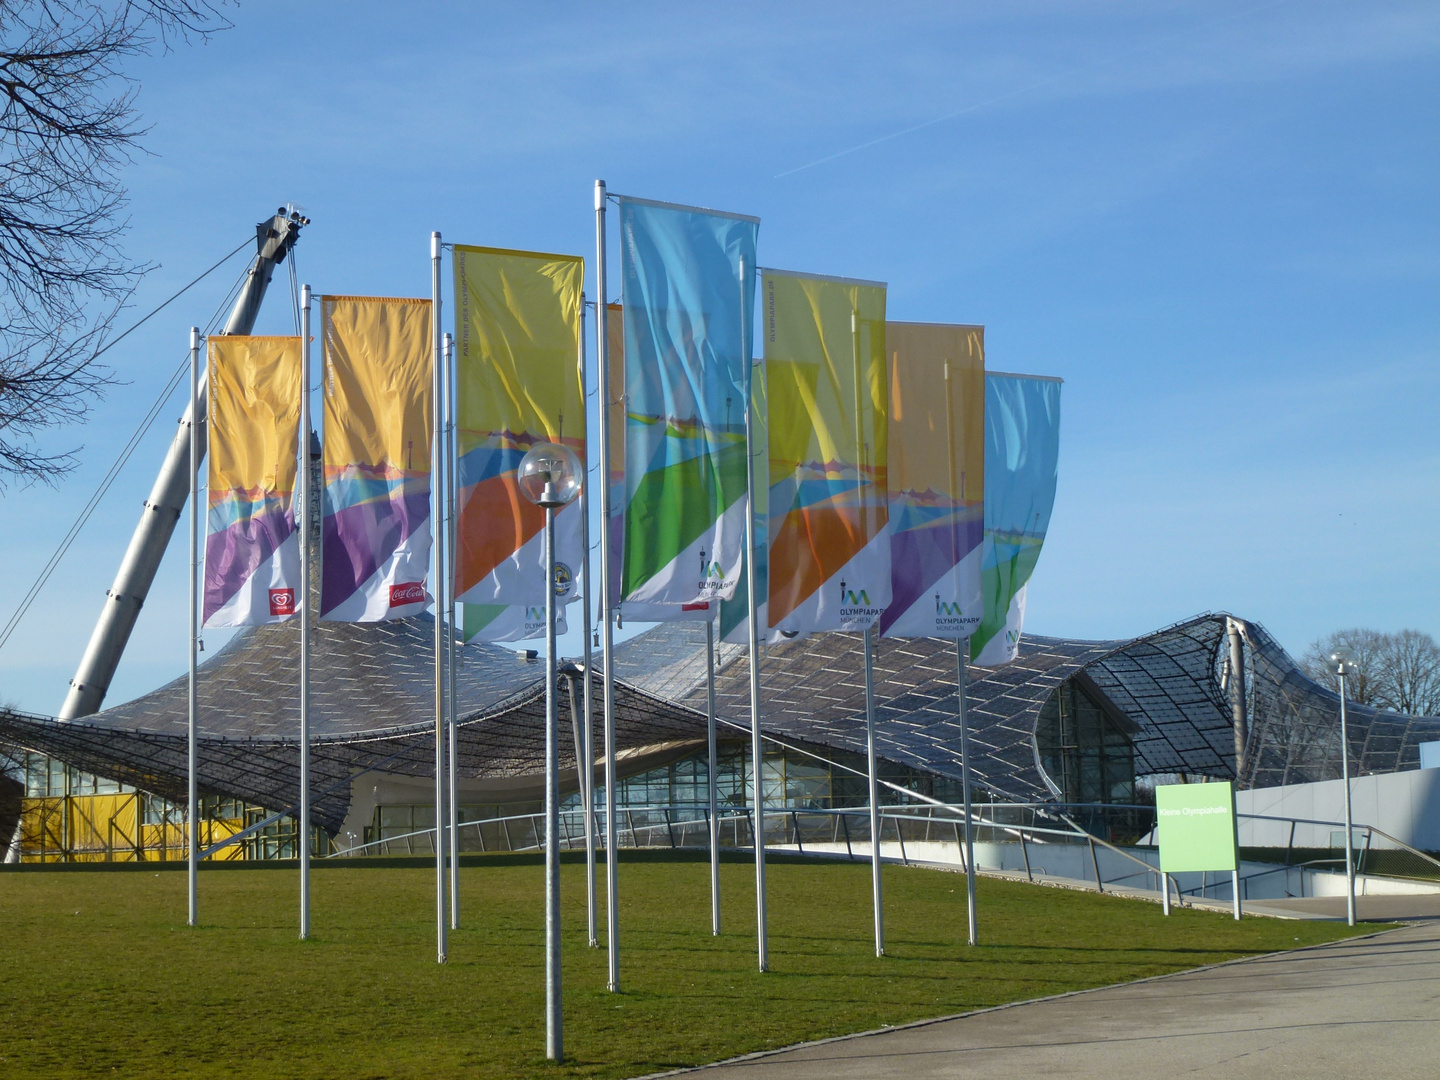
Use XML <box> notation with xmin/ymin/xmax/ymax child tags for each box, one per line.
<box><xmin>973</xmin><ymin>372</ymin><xmax>1062</xmax><ymax>664</ymax></box>
<box><xmin>617</xmin><ymin>196</ymin><xmax>759</xmax><ymax>608</ymax></box>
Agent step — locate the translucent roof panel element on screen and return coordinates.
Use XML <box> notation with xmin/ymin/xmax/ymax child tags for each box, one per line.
<box><xmin>7</xmin><ymin>611</ymin><xmax>1438</xmax><ymax>835</ymax></box>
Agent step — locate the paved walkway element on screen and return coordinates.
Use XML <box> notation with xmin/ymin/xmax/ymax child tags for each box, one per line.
<box><xmin>1246</xmin><ymin>894</ymin><xmax>1440</xmax><ymax>921</ymax></box>
<box><xmin>680</xmin><ymin>923</ymin><xmax>1440</xmax><ymax>1079</ymax></box>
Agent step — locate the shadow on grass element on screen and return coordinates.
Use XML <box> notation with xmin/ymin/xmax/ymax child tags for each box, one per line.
<box><xmin>0</xmin><ymin>855</ymin><xmax>1374</xmax><ymax>1080</ymax></box>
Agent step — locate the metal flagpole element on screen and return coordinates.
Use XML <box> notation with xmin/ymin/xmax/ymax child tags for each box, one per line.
<box><xmin>578</xmin><ymin>295</ymin><xmax>598</xmax><ymax>948</ymax></box>
<box><xmin>523</xmin><ymin>445</ymin><xmax>579</xmax><ymax>1062</ymax></box>
<box><xmin>957</xmin><ymin>641</ymin><xmax>977</xmax><ymax>946</ymax></box>
<box><xmin>1337</xmin><ymin>658</ymin><xmax>1356</xmax><ymax>927</ymax></box>
<box><xmin>445</xmin><ymin>331</ymin><xmax>460</xmax><ymax>930</ymax></box>
<box><xmin>594</xmin><ymin>180</ymin><xmax>620</xmax><ymax>991</ymax></box>
<box><xmin>431</xmin><ymin>231</ymin><xmax>448</xmax><ymax>963</ymax></box>
<box><xmin>567</xmin><ymin>676</ymin><xmax>587</xmax><ymax>869</ymax></box>
<box><xmin>187</xmin><ymin>326</ymin><xmax>200</xmax><ymax>928</ymax></box>
<box><xmin>851</xmin><ymin>307</ymin><xmax>883</xmax><ymax>956</ymax></box>
<box><xmin>741</xmin><ymin>256</ymin><xmax>768</xmax><ymax>972</ymax></box>
<box><xmin>299</xmin><ymin>288</ymin><xmax>313</xmax><ymax>940</ymax></box>
<box><xmin>544</xmin><ymin>504</ymin><xmax>563</xmax><ymax>1061</ymax></box>
<box><xmin>941</xmin><ymin>358</ymin><xmax>977</xmax><ymax>946</ymax></box>
<box><xmin>864</xmin><ymin>625</ymin><xmax>884</xmax><ymax>956</ymax></box>
<box><xmin>707</xmin><ymin>619</ymin><xmax>721</xmax><ymax>935</ymax></box>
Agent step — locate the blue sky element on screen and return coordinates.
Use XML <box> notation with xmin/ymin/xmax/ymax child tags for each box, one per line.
<box><xmin>1</xmin><ymin>0</ymin><xmax>1436</xmax><ymax>715</ymax></box>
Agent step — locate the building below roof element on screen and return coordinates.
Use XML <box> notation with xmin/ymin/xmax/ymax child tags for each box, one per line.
<box><xmin>615</xmin><ymin>613</ymin><xmax>1440</xmax><ymax>802</ymax></box>
<box><xmin>3</xmin><ymin>611</ymin><xmax>1436</xmax><ymax>858</ymax></box>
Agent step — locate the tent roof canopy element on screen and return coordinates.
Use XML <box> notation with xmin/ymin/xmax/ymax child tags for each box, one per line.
<box><xmin>5</xmin><ymin>610</ymin><xmax>1436</xmax><ymax>835</ymax></box>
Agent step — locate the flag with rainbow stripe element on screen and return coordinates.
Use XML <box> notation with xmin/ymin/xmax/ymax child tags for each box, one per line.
<box><xmin>202</xmin><ymin>335</ymin><xmax>303</xmax><ymax>627</ymax></box>
<box><xmin>319</xmin><ymin>296</ymin><xmax>433</xmax><ymax>622</ymax></box>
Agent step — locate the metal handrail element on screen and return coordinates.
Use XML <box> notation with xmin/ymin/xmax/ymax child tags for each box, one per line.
<box><xmin>333</xmin><ymin>802</ymin><xmax>1036</xmax><ymax>858</ymax></box>
<box><xmin>1174</xmin><ymin>856</ymin><xmax>1347</xmax><ymax>898</ymax></box>
<box><xmin>332</xmin><ymin>802</ymin><xmax>1180</xmax><ymax>906</ymax></box>
<box><xmin>334</xmin><ymin>801</ymin><xmax>1154</xmax><ymax>869</ymax></box>
<box><xmin>335</xmin><ymin>806</ymin><xmax>750</xmax><ymax>858</ymax></box>
<box><xmin>1240</xmin><ymin>819</ymin><xmax>1440</xmax><ymax>884</ymax></box>
<box><xmin>1153</xmin><ymin>814</ymin><xmax>1440</xmax><ymax>899</ymax></box>
<box><xmin>326</xmin><ymin>798</ymin><xmax>1440</xmax><ymax>900</ymax></box>
<box><xmin>1239</xmin><ymin>812</ymin><xmax>1440</xmax><ymax>869</ymax></box>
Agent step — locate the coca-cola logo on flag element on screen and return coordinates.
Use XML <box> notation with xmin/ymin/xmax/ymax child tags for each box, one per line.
<box><xmin>268</xmin><ymin>588</ymin><xmax>296</xmax><ymax>616</ymax></box>
<box><xmin>389</xmin><ymin>582</ymin><xmax>426</xmax><ymax>607</ymax></box>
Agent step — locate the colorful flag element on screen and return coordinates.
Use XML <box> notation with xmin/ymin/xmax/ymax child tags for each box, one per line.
<box><xmin>879</xmin><ymin>323</ymin><xmax>985</xmax><ymax>639</ymax></box>
<box><xmin>319</xmin><ymin>296</ymin><xmax>433</xmax><ymax>622</ymax></box>
<box><xmin>719</xmin><ymin>359</ymin><xmax>783</xmax><ymax>644</ymax></box>
<box><xmin>617</xmin><ymin>196</ymin><xmax>758</xmax><ymax>608</ymax></box>
<box><xmin>972</xmin><ymin>372</ymin><xmax>1062</xmax><ymax>665</ymax></box>
<box><xmin>452</xmin><ymin>245</ymin><xmax>585</xmax><ymax>608</ymax></box>
<box><xmin>603</xmin><ymin>300</ymin><xmax>720</xmax><ymax>627</ymax></box>
<box><xmin>764</xmin><ymin>269</ymin><xmax>889</xmax><ymax>633</ymax></box>
<box><xmin>202</xmin><ymin>336</ymin><xmax>303</xmax><ymax>627</ymax></box>
<box><xmin>462</xmin><ymin>602</ymin><xmax>567</xmax><ymax>644</ymax></box>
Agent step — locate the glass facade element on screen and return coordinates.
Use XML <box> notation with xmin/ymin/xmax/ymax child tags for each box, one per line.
<box><xmin>19</xmin><ymin>751</ymin><xmax>130</xmax><ymax>797</ymax></box>
<box><xmin>362</xmin><ymin>742</ymin><xmax>974</xmax><ymax>849</ymax></box>
<box><xmin>133</xmin><ymin>794</ymin><xmax>330</xmax><ymax>859</ymax></box>
<box><xmin>10</xmin><ymin>752</ymin><xmax>329</xmax><ymax>861</ymax></box>
<box><xmin>562</xmin><ymin>741</ymin><xmax>968</xmax><ymax>814</ymax></box>
<box><xmin>1036</xmin><ymin>680</ymin><xmax>1136</xmax><ymax>805</ymax></box>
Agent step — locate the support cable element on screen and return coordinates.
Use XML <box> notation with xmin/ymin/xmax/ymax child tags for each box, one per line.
<box><xmin>0</xmin><ymin>244</ymin><xmax>255</xmax><ymax>655</ymax></box>
<box><xmin>287</xmin><ymin>248</ymin><xmax>302</xmax><ymax>336</ymax></box>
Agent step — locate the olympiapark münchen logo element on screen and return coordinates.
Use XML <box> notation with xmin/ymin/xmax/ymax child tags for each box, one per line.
<box><xmin>697</xmin><ymin>548</ymin><xmax>733</xmax><ymax>593</ymax></box>
<box><xmin>838</xmin><ymin>578</ymin><xmax>884</xmax><ymax>621</ymax></box>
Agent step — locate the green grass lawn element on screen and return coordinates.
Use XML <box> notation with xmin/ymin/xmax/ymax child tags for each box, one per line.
<box><xmin>1</xmin><ymin>852</ymin><xmax>1371</xmax><ymax>1079</ymax></box>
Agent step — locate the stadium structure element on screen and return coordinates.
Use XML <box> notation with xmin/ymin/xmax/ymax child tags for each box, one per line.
<box><xmin>4</xmin><ymin>208</ymin><xmax>1437</xmax><ymax>865</ymax></box>
<box><xmin>5</xmin><ymin>610</ymin><xmax>1438</xmax><ymax>862</ymax></box>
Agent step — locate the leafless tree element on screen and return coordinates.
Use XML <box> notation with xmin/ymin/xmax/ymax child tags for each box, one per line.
<box><xmin>1301</xmin><ymin>628</ymin><xmax>1387</xmax><ymax>705</ymax></box>
<box><xmin>1374</xmin><ymin>629</ymin><xmax>1440</xmax><ymax>716</ymax></box>
<box><xmin>1302</xmin><ymin>628</ymin><xmax>1440</xmax><ymax>717</ymax></box>
<box><xmin>0</xmin><ymin>1</ymin><xmax>229</xmax><ymax>487</ymax></box>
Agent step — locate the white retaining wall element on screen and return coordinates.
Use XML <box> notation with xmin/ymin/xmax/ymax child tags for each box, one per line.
<box><xmin>1235</xmin><ymin>768</ymin><xmax>1440</xmax><ymax>851</ymax></box>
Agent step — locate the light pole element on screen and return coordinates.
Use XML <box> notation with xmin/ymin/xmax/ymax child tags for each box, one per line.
<box><xmin>1331</xmin><ymin>652</ymin><xmax>1357</xmax><ymax>927</ymax></box>
<box><xmin>518</xmin><ymin>440</ymin><xmax>582</xmax><ymax>1063</ymax></box>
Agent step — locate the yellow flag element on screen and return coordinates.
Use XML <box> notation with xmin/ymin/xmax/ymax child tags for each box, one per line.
<box><xmin>880</xmin><ymin>322</ymin><xmax>985</xmax><ymax>639</ymax></box>
<box><xmin>319</xmin><ymin>295</ymin><xmax>433</xmax><ymax>621</ymax></box>
<box><xmin>764</xmin><ymin>269</ymin><xmax>888</xmax><ymax>632</ymax></box>
<box><xmin>452</xmin><ymin>246</ymin><xmax>584</xmax><ymax>607</ymax></box>
<box><xmin>203</xmin><ymin>335</ymin><xmax>302</xmax><ymax>626</ymax></box>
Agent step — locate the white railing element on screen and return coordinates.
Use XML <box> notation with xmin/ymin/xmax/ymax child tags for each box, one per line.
<box><xmin>331</xmin><ymin>801</ymin><xmax>1168</xmax><ymax>897</ymax></box>
<box><xmin>331</xmin><ymin>799</ymin><xmax>1440</xmax><ymax>905</ymax></box>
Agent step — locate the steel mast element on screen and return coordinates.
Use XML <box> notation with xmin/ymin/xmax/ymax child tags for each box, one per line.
<box><xmin>59</xmin><ymin>209</ymin><xmax>308</xmax><ymax>720</ymax></box>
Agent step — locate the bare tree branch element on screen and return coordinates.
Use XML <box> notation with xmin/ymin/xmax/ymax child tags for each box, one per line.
<box><xmin>1302</xmin><ymin>627</ymin><xmax>1440</xmax><ymax>717</ymax></box>
<box><xmin>1373</xmin><ymin>629</ymin><xmax>1440</xmax><ymax>717</ymax></box>
<box><xmin>0</xmin><ymin>1</ymin><xmax>230</xmax><ymax>488</ymax></box>
<box><xmin>1301</xmin><ymin>628</ymin><xmax>1387</xmax><ymax>706</ymax></box>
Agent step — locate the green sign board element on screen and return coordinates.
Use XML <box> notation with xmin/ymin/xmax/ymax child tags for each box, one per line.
<box><xmin>1156</xmin><ymin>781</ymin><xmax>1238</xmax><ymax>873</ymax></box>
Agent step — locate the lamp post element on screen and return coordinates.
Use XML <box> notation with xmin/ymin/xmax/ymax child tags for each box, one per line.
<box><xmin>518</xmin><ymin>441</ymin><xmax>582</xmax><ymax>1063</ymax></box>
<box><xmin>1331</xmin><ymin>652</ymin><xmax>1357</xmax><ymax>927</ymax></box>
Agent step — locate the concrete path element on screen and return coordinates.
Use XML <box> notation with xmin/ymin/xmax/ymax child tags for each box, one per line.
<box><xmin>679</xmin><ymin>923</ymin><xmax>1440</xmax><ymax>1079</ymax></box>
<box><xmin>1245</xmin><ymin>894</ymin><xmax>1440</xmax><ymax>921</ymax></box>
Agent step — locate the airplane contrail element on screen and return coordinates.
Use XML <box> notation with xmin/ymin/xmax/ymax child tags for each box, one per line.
<box><xmin>774</xmin><ymin>0</ymin><xmax>1295</xmax><ymax>179</ymax></box>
